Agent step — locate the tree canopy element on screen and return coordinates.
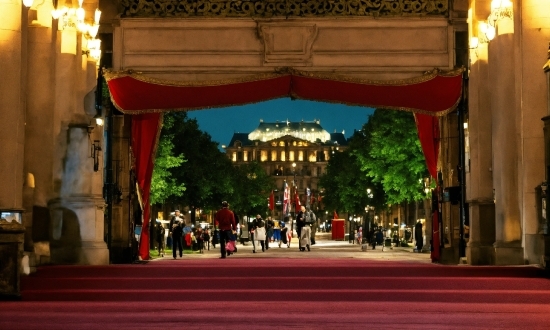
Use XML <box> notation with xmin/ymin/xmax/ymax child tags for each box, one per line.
<box><xmin>353</xmin><ymin>109</ymin><xmax>429</xmax><ymax>204</ymax></box>
<box><xmin>150</xmin><ymin>114</ymin><xmax>186</xmax><ymax>205</ymax></box>
<box><xmin>150</xmin><ymin>112</ymin><xmax>275</xmax><ymax>218</ymax></box>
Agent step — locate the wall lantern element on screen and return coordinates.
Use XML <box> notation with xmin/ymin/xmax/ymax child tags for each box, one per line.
<box><xmin>91</xmin><ymin>140</ymin><xmax>102</xmax><ymax>172</ymax></box>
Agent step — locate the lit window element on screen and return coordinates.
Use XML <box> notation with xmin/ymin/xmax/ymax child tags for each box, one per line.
<box><xmin>298</xmin><ymin>151</ymin><xmax>304</xmax><ymax>161</ymax></box>
<box><xmin>281</xmin><ymin>151</ymin><xmax>286</xmax><ymax>161</ymax></box>
<box><xmin>232</xmin><ymin>152</ymin><xmax>237</xmax><ymax>162</ymax></box>
<box><xmin>261</xmin><ymin>150</ymin><xmax>268</xmax><ymax>162</ymax></box>
<box><xmin>279</xmin><ymin>141</ymin><xmax>285</xmax><ymax>147</ymax></box>
<box><xmin>271</xmin><ymin>150</ymin><xmax>277</xmax><ymax>161</ymax></box>
<box><xmin>289</xmin><ymin>151</ymin><xmax>295</xmax><ymax>161</ymax></box>
<box><xmin>244</xmin><ymin>152</ymin><xmax>248</xmax><ymax>162</ymax></box>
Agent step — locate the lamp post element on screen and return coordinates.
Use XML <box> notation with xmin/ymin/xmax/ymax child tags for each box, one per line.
<box><xmin>363</xmin><ymin>188</ymin><xmax>373</xmax><ymax>244</ymax></box>
<box><xmin>348</xmin><ymin>215</ymin><xmax>353</xmax><ymax>243</ymax></box>
<box><xmin>292</xmin><ymin>162</ymin><xmax>297</xmax><ymax>216</ymax></box>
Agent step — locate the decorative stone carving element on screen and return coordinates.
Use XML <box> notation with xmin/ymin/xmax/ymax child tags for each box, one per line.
<box><xmin>120</xmin><ymin>0</ymin><xmax>449</xmax><ymax>18</ymax></box>
<box><xmin>259</xmin><ymin>22</ymin><xmax>317</xmax><ymax>66</ymax></box>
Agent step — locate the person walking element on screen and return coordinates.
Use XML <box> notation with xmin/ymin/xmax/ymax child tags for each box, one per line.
<box><xmin>297</xmin><ymin>205</ymin><xmax>312</xmax><ymax>251</ymax></box>
<box><xmin>266</xmin><ymin>216</ymin><xmax>274</xmax><ymax>250</ymax></box>
<box><xmin>273</xmin><ymin>220</ymin><xmax>281</xmax><ymax>246</ymax></box>
<box><xmin>214</xmin><ymin>201</ymin><xmax>236</xmax><ymax>259</ymax></box>
<box><xmin>251</xmin><ymin>214</ymin><xmax>266</xmax><ymax>252</ymax></box>
<box><xmin>156</xmin><ymin>221</ymin><xmax>165</xmax><ymax>257</ymax></box>
<box><xmin>280</xmin><ymin>217</ymin><xmax>291</xmax><ymax>248</ymax></box>
<box><xmin>170</xmin><ymin>219</ymin><xmax>183</xmax><ymax>259</ymax></box>
<box><xmin>232</xmin><ymin>211</ymin><xmax>240</xmax><ymax>253</ymax></box>
<box><xmin>203</xmin><ymin>227</ymin><xmax>211</xmax><ymax>251</ymax></box>
<box><xmin>376</xmin><ymin>227</ymin><xmax>384</xmax><ymax>251</ymax></box>
<box><xmin>169</xmin><ymin>210</ymin><xmax>184</xmax><ymax>259</ymax></box>
<box><xmin>415</xmin><ymin>220</ymin><xmax>423</xmax><ymax>252</ymax></box>
<box><xmin>356</xmin><ymin>227</ymin><xmax>363</xmax><ymax>245</ymax></box>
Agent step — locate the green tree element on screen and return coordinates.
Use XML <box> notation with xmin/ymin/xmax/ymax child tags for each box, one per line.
<box><xmin>150</xmin><ymin>114</ymin><xmax>186</xmax><ymax>205</ymax></box>
<box><xmin>354</xmin><ymin>109</ymin><xmax>428</xmax><ymax>204</ymax></box>
<box><xmin>229</xmin><ymin>161</ymin><xmax>275</xmax><ymax>217</ymax></box>
<box><xmin>319</xmin><ymin>146</ymin><xmax>384</xmax><ymax>216</ymax></box>
<box><xmin>165</xmin><ymin>112</ymin><xmax>234</xmax><ymax>212</ymax></box>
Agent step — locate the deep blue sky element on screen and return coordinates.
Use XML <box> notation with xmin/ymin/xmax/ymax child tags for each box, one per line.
<box><xmin>187</xmin><ymin>98</ymin><xmax>374</xmax><ymax>147</ymax></box>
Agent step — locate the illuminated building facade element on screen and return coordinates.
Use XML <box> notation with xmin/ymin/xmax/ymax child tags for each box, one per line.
<box><xmin>224</xmin><ymin>120</ymin><xmax>347</xmax><ymax>217</ymax></box>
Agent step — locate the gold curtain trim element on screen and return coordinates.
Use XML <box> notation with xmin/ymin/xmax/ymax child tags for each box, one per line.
<box><xmin>290</xmin><ymin>67</ymin><xmax>464</xmax><ymax>86</ymax></box>
<box><xmin>103</xmin><ymin>69</ymin><xmax>287</xmax><ymax>87</ymax></box>
<box><xmin>104</xmin><ymin>67</ymin><xmax>464</xmax><ymax>87</ymax></box>
<box><xmin>288</xmin><ymin>92</ymin><xmax>460</xmax><ymax>117</ymax></box>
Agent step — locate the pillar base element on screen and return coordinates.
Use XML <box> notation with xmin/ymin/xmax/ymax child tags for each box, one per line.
<box><xmin>494</xmin><ymin>241</ymin><xmax>524</xmax><ymax>265</ymax></box>
<box><xmin>48</xmin><ymin>197</ymin><xmax>109</xmax><ymax>265</ymax></box>
<box><xmin>80</xmin><ymin>241</ymin><xmax>109</xmax><ymax>265</ymax></box>
<box><xmin>466</xmin><ymin>241</ymin><xmax>495</xmax><ymax>265</ymax></box>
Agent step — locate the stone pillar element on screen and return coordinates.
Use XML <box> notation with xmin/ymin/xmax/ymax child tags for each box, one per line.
<box><xmin>521</xmin><ymin>0</ymin><xmax>550</xmax><ymax>266</ymax></box>
<box><xmin>422</xmin><ymin>197</ymin><xmax>432</xmax><ymax>252</ymax></box>
<box><xmin>490</xmin><ymin>18</ymin><xmax>523</xmax><ymax>265</ymax></box>
<box><xmin>49</xmin><ymin>126</ymin><xmax>108</xmax><ymax>265</ymax></box>
<box><xmin>466</xmin><ymin>22</ymin><xmax>496</xmax><ymax>264</ymax></box>
<box><xmin>0</xmin><ymin>1</ymin><xmax>24</xmax><ymax>218</ymax></box>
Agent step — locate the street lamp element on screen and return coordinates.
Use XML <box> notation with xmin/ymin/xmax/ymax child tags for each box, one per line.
<box><xmin>292</xmin><ymin>162</ymin><xmax>297</xmax><ymax>217</ymax></box>
<box><xmin>354</xmin><ymin>216</ymin><xmax>360</xmax><ymax>244</ymax></box>
<box><xmin>348</xmin><ymin>215</ymin><xmax>353</xmax><ymax>243</ymax></box>
<box><xmin>363</xmin><ymin>188</ymin><xmax>374</xmax><ymax>244</ymax></box>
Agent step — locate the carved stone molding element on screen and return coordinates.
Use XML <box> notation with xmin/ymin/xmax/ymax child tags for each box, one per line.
<box><xmin>120</xmin><ymin>0</ymin><xmax>449</xmax><ymax>18</ymax></box>
<box><xmin>259</xmin><ymin>22</ymin><xmax>317</xmax><ymax>66</ymax></box>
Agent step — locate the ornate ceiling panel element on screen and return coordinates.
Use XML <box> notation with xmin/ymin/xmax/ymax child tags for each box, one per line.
<box><xmin>120</xmin><ymin>0</ymin><xmax>449</xmax><ymax>18</ymax></box>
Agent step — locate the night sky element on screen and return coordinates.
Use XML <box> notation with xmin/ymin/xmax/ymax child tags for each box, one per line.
<box><xmin>187</xmin><ymin>98</ymin><xmax>374</xmax><ymax>147</ymax></box>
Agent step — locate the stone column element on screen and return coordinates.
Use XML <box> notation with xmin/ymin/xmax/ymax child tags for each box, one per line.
<box><xmin>49</xmin><ymin>126</ymin><xmax>108</xmax><ymax>265</ymax></box>
<box><xmin>46</xmin><ymin>26</ymin><xmax>108</xmax><ymax>265</ymax></box>
<box><xmin>0</xmin><ymin>1</ymin><xmax>25</xmax><ymax>215</ymax></box>
<box><xmin>466</xmin><ymin>23</ymin><xmax>496</xmax><ymax>264</ymax></box>
<box><xmin>490</xmin><ymin>17</ymin><xmax>523</xmax><ymax>265</ymax></box>
<box><xmin>521</xmin><ymin>0</ymin><xmax>550</xmax><ymax>266</ymax></box>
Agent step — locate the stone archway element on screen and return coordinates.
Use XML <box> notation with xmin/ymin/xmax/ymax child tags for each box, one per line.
<box><xmin>106</xmin><ymin>2</ymin><xmax>466</xmax><ymax>260</ymax></box>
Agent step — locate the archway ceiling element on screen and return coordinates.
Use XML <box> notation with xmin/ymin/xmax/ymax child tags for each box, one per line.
<box><xmin>104</xmin><ymin>68</ymin><xmax>463</xmax><ymax>116</ymax></box>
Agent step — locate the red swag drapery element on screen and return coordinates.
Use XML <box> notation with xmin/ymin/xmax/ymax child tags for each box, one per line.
<box><xmin>104</xmin><ymin>68</ymin><xmax>463</xmax><ymax>260</ymax></box>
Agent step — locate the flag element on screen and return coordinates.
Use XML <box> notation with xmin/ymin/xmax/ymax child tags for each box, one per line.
<box><xmin>294</xmin><ymin>191</ymin><xmax>301</xmax><ymax>208</ymax></box>
<box><xmin>283</xmin><ymin>181</ymin><xmax>289</xmax><ymax>214</ymax></box>
<box><xmin>269</xmin><ymin>190</ymin><xmax>275</xmax><ymax>211</ymax></box>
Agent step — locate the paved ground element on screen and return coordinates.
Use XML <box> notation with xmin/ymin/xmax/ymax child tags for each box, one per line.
<box><xmin>160</xmin><ymin>232</ymin><xmax>433</xmax><ymax>263</ymax></box>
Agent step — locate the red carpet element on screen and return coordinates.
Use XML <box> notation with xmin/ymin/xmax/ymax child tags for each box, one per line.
<box><xmin>1</xmin><ymin>258</ymin><xmax>550</xmax><ymax>329</ymax></box>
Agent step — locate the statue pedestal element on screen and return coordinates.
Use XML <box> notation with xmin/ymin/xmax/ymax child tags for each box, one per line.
<box><xmin>48</xmin><ymin>197</ymin><xmax>109</xmax><ymax>265</ymax></box>
<box><xmin>0</xmin><ymin>219</ymin><xmax>25</xmax><ymax>300</ymax></box>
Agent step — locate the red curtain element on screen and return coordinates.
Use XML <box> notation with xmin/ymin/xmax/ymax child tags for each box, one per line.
<box><xmin>131</xmin><ymin>113</ymin><xmax>162</xmax><ymax>261</ymax></box>
<box><xmin>414</xmin><ymin>114</ymin><xmax>440</xmax><ymax>180</ymax></box>
<box><xmin>105</xmin><ymin>69</ymin><xmax>463</xmax><ymax>260</ymax></box>
<box><xmin>105</xmin><ymin>70</ymin><xmax>461</xmax><ymax>116</ymax></box>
